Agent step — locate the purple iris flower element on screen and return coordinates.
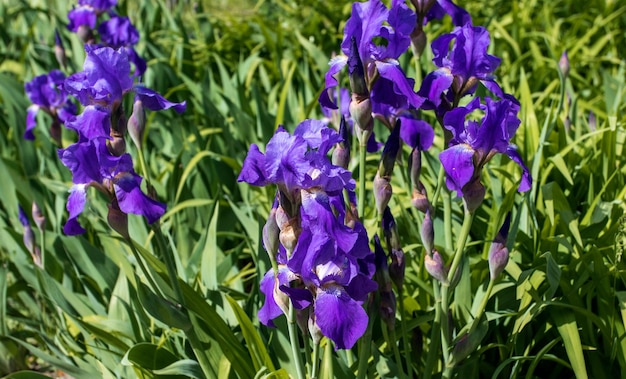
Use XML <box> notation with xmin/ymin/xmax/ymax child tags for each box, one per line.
<box><xmin>239</xmin><ymin>121</ymin><xmax>377</xmax><ymax>349</ymax></box>
<box><xmin>65</xmin><ymin>46</ymin><xmax>185</xmax><ymax>112</ymax></box>
<box><xmin>419</xmin><ymin>23</ymin><xmax>505</xmax><ymax>115</ymax></box>
<box><xmin>319</xmin><ymin>0</ymin><xmax>423</xmax><ymax>113</ymax></box>
<box><xmin>24</xmin><ymin>70</ymin><xmax>77</xmax><ymax>141</ymax></box>
<box><xmin>67</xmin><ymin>0</ymin><xmax>116</xmax><ymax>32</ymax></box>
<box><xmin>98</xmin><ymin>15</ymin><xmax>146</xmax><ymax>75</ymax></box>
<box><xmin>58</xmin><ymin>137</ymin><xmax>165</xmax><ymax>235</ymax></box>
<box><xmin>439</xmin><ymin>97</ymin><xmax>531</xmax><ymax>209</ymax></box>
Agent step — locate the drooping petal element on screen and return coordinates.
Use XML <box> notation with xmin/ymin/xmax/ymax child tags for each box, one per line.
<box><xmin>114</xmin><ymin>173</ymin><xmax>166</xmax><ymax>224</ymax></box>
<box><xmin>64</xmin><ymin>184</ymin><xmax>88</xmax><ymax>235</ymax></box>
<box><xmin>65</xmin><ymin>105</ymin><xmax>111</xmax><ymax>141</ymax></box>
<box><xmin>314</xmin><ymin>285</ymin><xmax>368</xmax><ymax>350</ymax></box>
<box><xmin>133</xmin><ymin>85</ymin><xmax>186</xmax><ymax>113</ymax></box>
<box><xmin>258</xmin><ymin>269</ymin><xmax>285</xmax><ymax>327</ymax></box>
<box><xmin>238</xmin><ymin>144</ymin><xmax>269</xmax><ymax>186</ymax></box>
<box><xmin>506</xmin><ymin>145</ymin><xmax>532</xmax><ymax>192</ymax></box>
<box><xmin>418</xmin><ymin>69</ymin><xmax>454</xmax><ymax>108</ymax></box>
<box><xmin>319</xmin><ymin>56</ymin><xmax>348</xmax><ymax>110</ymax></box>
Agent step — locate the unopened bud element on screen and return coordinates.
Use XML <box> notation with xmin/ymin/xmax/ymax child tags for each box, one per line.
<box><xmin>350</xmin><ymin>95</ymin><xmax>373</xmax><ymax>134</ymax></box>
<box><xmin>410</xmin><ymin>27</ymin><xmax>427</xmax><ymax>58</ymax></box>
<box><xmin>32</xmin><ymin>202</ymin><xmax>46</xmax><ymax>231</ymax></box>
<box><xmin>373</xmin><ymin>173</ymin><xmax>392</xmax><ymax>216</ymax></box>
<box><xmin>31</xmin><ymin>246</ymin><xmax>42</xmax><ymax>268</ymax></box>
<box><xmin>54</xmin><ymin>30</ymin><xmax>67</xmax><ymax>70</ymax></box>
<box><xmin>382</xmin><ymin>207</ymin><xmax>400</xmax><ymax>251</ymax></box>
<box><xmin>409</xmin><ymin>146</ymin><xmax>422</xmax><ymax>189</ymax></box>
<box><xmin>463</xmin><ymin>178</ymin><xmax>485</xmax><ymax>213</ymax></box>
<box><xmin>107</xmin><ymin>202</ymin><xmax>129</xmax><ymax>240</ymax></box>
<box><xmin>389</xmin><ymin>248</ymin><xmax>405</xmax><ymax>290</ymax></box>
<box><xmin>332</xmin><ymin>116</ymin><xmax>351</xmax><ymax>168</ymax></box>
<box><xmin>412</xmin><ymin>182</ymin><xmax>430</xmax><ymax>213</ymax></box>
<box><xmin>421</xmin><ymin>208</ymin><xmax>434</xmax><ymax>255</ymax></box>
<box><xmin>559</xmin><ymin>50</ymin><xmax>570</xmax><ymax>79</ymax></box>
<box><xmin>279</xmin><ymin>219</ymin><xmax>301</xmax><ymax>257</ymax></box>
<box><xmin>308</xmin><ymin>312</ymin><xmax>324</xmax><ymax>345</ymax></box>
<box><xmin>379</xmin><ymin>120</ymin><xmax>401</xmax><ymax>177</ymax></box>
<box><xmin>263</xmin><ymin>205</ymin><xmax>280</xmax><ymax>259</ymax></box>
<box><xmin>425</xmin><ymin>250</ymin><xmax>448</xmax><ymax>285</ymax></box>
<box><xmin>488</xmin><ymin>213</ymin><xmax>511</xmax><ymax>280</ymax></box>
<box><xmin>588</xmin><ymin>111</ymin><xmax>596</xmax><ymax>131</ymax></box>
<box><xmin>379</xmin><ymin>290</ymin><xmax>397</xmax><ymax>330</ymax></box>
<box><xmin>348</xmin><ymin>36</ymin><xmax>368</xmax><ymax>96</ymax></box>
<box><xmin>128</xmin><ymin>98</ymin><xmax>146</xmax><ymax>150</ymax></box>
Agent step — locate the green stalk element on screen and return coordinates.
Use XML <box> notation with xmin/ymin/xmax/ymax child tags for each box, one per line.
<box><xmin>388</xmin><ymin>326</ymin><xmax>405</xmax><ymax>379</ymax></box>
<box><xmin>398</xmin><ymin>285</ymin><xmax>413</xmax><ymax>377</ymax></box>
<box><xmin>469</xmin><ymin>279</ymin><xmax>495</xmax><ymax>335</ymax></box>
<box><xmin>325</xmin><ymin>340</ymin><xmax>334</xmax><ymax>379</ymax></box>
<box><xmin>358</xmin><ymin>138</ymin><xmax>368</xmax><ymax>218</ymax></box>
<box><xmin>423</xmin><ymin>282</ymin><xmax>442</xmax><ymax>379</ymax></box>
<box><xmin>287</xmin><ymin>302</ymin><xmax>306</xmax><ymax>379</ymax></box>
<box><xmin>439</xmin><ymin>209</ymin><xmax>475</xmax><ymax>372</ymax></box>
<box><xmin>311</xmin><ymin>341</ymin><xmax>321</xmax><ymax>379</ymax></box>
<box><xmin>357</xmin><ymin>295</ymin><xmax>376</xmax><ymax>379</ymax></box>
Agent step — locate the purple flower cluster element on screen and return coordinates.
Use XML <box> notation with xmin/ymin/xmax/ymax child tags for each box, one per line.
<box><xmin>238</xmin><ymin>120</ymin><xmax>377</xmax><ymax>349</ymax></box>
<box><xmin>58</xmin><ymin>46</ymin><xmax>185</xmax><ymax>235</ymax></box>
<box><xmin>24</xmin><ymin>70</ymin><xmax>77</xmax><ymax>143</ymax></box>
<box><xmin>68</xmin><ymin>0</ymin><xmax>145</xmax><ymax>75</ymax></box>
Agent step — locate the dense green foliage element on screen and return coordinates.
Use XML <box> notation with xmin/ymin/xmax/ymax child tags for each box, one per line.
<box><xmin>0</xmin><ymin>0</ymin><xmax>625</xmax><ymax>378</ymax></box>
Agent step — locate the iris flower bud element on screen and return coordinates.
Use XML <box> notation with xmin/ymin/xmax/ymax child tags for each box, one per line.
<box><xmin>128</xmin><ymin>98</ymin><xmax>146</xmax><ymax>150</ymax></box>
<box><xmin>425</xmin><ymin>249</ymin><xmax>448</xmax><ymax>285</ymax></box>
<box><xmin>488</xmin><ymin>213</ymin><xmax>511</xmax><ymax>280</ymax></box>
<box><xmin>332</xmin><ymin>116</ymin><xmax>351</xmax><ymax>169</ymax></box>
<box><xmin>54</xmin><ymin>30</ymin><xmax>67</xmax><ymax>70</ymax></box>
<box><xmin>421</xmin><ymin>208</ymin><xmax>434</xmax><ymax>255</ymax></box>
<box><xmin>32</xmin><ymin>201</ymin><xmax>46</xmax><ymax>231</ymax></box>
<box><xmin>559</xmin><ymin>50</ymin><xmax>570</xmax><ymax>79</ymax></box>
<box><xmin>107</xmin><ymin>201</ymin><xmax>130</xmax><ymax>240</ymax></box>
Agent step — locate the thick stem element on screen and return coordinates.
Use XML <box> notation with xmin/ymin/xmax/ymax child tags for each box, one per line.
<box><xmin>398</xmin><ymin>286</ymin><xmax>413</xmax><ymax>377</ymax></box>
<box><xmin>358</xmin><ymin>139</ymin><xmax>368</xmax><ymax>218</ymax></box>
<box><xmin>423</xmin><ymin>283</ymin><xmax>442</xmax><ymax>379</ymax></box>
<box><xmin>287</xmin><ymin>302</ymin><xmax>306</xmax><ymax>379</ymax></box>
<box><xmin>311</xmin><ymin>341</ymin><xmax>321</xmax><ymax>379</ymax></box>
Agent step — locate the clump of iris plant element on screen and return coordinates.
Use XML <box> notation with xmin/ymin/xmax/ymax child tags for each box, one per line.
<box><xmin>58</xmin><ymin>46</ymin><xmax>185</xmax><ymax>236</ymax></box>
<box><xmin>238</xmin><ymin>120</ymin><xmax>377</xmax><ymax>350</ymax></box>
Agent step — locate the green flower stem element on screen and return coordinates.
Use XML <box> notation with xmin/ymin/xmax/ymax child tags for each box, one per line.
<box><xmin>152</xmin><ymin>226</ymin><xmax>214</xmax><ymax>379</ymax></box>
<box><xmin>325</xmin><ymin>340</ymin><xmax>334</xmax><ymax>379</ymax></box>
<box><xmin>311</xmin><ymin>341</ymin><xmax>321</xmax><ymax>379</ymax></box>
<box><xmin>287</xmin><ymin>302</ymin><xmax>306</xmax><ymax>379</ymax></box>
<box><xmin>358</xmin><ymin>137</ymin><xmax>368</xmax><ymax>218</ymax></box>
<box><xmin>470</xmin><ymin>279</ymin><xmax>495</xmax><ymax>335</ymax></box>
<box><xmin>439</xmin><ymin>209</ymin><xmax>475</xmax><ymax>371</ymax></box>
<box><xmin>423</xmin><ymin>282</ymin><xmax>442</xmax><ymax>379</ymax></box>
<box><xmin>398</xmin><ymin>285</ymin><xmax>413</xmax><ymax>377</ymax></box>
<box><xmin>357</xmin><ymin>295</ymin><xmax>377</xmax><ymax>379</ymax></box>
<box><xmin>388</xmin><ymin>326</ymin><xmax>405</xmax><ymax>379</ymax></box>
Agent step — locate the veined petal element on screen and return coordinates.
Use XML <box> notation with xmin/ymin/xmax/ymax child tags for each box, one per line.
<box><xmin>439</xmin><ymin>144</ymin><xmax>476</xmax><ymax>195</ymax></box>
<box><xmin>374</xmin><ymin>61</ymin><xmax>424</xmax><ymax>109</ymax></box>
<box><xmin>314</xmin><ymin>285</ymin><xmax>368</xmax><ymax>350</ymax></box>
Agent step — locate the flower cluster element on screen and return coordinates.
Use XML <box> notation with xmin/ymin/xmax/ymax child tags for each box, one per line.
<box><xmin>58</xmin><ymin>46</ymin><xmax>185</xmax><ymax>235</ymax></box>
<box><xmin>238</xmin><ymin>120</ymin><xmax>377</xmax><ymax>350</ymax></box>
<box><xmin>68</xmin><ymin>0</ymin><xmax>145</xmax><ymax>75</ymax></box>
<box><xmin>24</xmin><ymin>70</ymin><xmax>77</xmax><ymax>144</ymax></box>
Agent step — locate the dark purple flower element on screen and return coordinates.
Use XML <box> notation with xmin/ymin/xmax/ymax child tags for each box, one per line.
<box><xmin>68</xmin><ymin>6</ymin><xmax>97</xmax><ymax>33</ymax></box>
<box><xmin>419</xmin><ymin>23</ymin><xmax>504</xmax><ymax>114</ymax></box>
<box><xmin>412</xmin><ymin>0</ymin><xmax>471</xmax><ymax>27</ymax></box>
<box><xmin>98</xmin><ymin>15</ymin><xmax>139</xmax><ymax>48</ymax></box>
<box><xmin>65</xmin><ymin>46</ymin><xmax>185</xmax><ymax>111</ymax></box>
<box><xmin>319</xmin><ymin>0</ymin><xmax>423</xmax><ymax>114</ymax></box>
<box><xmin>58</xmin><ymin>138</ymin><xmax>165</xmax><ymax>234</ymax></box>
<box><xmin>439</xmin><ymin>97</ymin><xmax>531</xmax><ymax>207</ymax></box>
<box><xmin>24</xmin><ymin>70</ymin><xmax>76</xmax><ymax>140</ymax></box>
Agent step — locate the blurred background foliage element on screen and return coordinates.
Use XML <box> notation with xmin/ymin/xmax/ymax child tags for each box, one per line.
<box><xmin>0</xmin><ymin>0</ymin><xmax>625</xmax><ymax>377</ymax></box>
